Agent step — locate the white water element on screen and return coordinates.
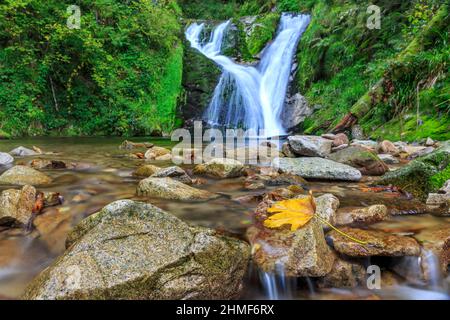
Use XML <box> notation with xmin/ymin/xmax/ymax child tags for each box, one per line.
<box><xmin>186</xmin><ymin>13</ymin><xmax>311</xmax><ymax>137</ymax></box>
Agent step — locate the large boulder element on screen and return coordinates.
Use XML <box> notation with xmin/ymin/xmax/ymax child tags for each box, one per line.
<box><xmin>0</xmin><ymin>152</ymin><xmax>14</xmax><ymax>166</ymax></box>
<box><xmin>288</xmin><ymin>136</ymin><xmax>332</xmax><ymax>158</ymax></box>
<box><xmin>273</xmin><ymin>157</ymin><xmax>362</xmax><ymax>181</ymax></box>
<box><xmin>22</xmin><ymin>200</ymin><xmax>250</xmax><ymax>300</ymax></box>
<box><xmin>281</xmin><ymin>93</ymin><xmax>312</xmax><ymax>129</ymax></box>
<box><xmin>0</xmin><ymin>165</ymin><xmax>52</xmax><ymax>186</ymax></box>
<box><xmin>378</xmin><ymin>143</ymin><xmax>450</xmax><ymax>200</ymax></box>
<box><xmin>194</xmin><ymin>158</ymin><xmax>244</xmax><ymax>178</ymax></box>
<box><xmin>137</xmin><ymin>177</ymin><xmax>218</xmax><ymax>201</ymax></box>
<box><xmin>328</xmin><ymin>146</ymin><xmax>389</xmax><ymax>176</ymax></box>
<box><xmin>9</xmin><ymin>146</ymin><xmax>39</xmax><ymax>157</ymax></box>
<box><xmin>0</xmin><ymin>185</ymin><xmax>36</xmax><ymax>226</ymax></box>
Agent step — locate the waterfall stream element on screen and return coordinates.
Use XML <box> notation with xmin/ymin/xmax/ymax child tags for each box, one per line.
<box><xmin>186</xmin><ymin>13</ymin><xmax>311</xmax><ymax>137</ymax></box>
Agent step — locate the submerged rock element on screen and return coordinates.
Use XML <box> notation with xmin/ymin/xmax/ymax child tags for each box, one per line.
<box><xmin>0</xmin><ymin>152</ymin><xmax>14</xmax><ymax>166</ymax></box>
<box><xmin>0</xmin><ymin>165</ymin><xmax>52</xmax><ymax>186</ymax></box>
<box><xmin>327</xmin><ymin>228</ymin><xmax>421</xmax><ymax>257</ymax></box>
<box><xmin>137</xmin><ymin>177</ymin><xmax>218</xmax><ymax>201</ymax></box>
<box><xmin>328</xmin><ymin>146</ymin><xmax>388</xmax><ymax>176</ymax></box>
<box><xmin>274</xmin><ymin>157</ymin><xmax>362</xmax><ymax>181</ymax></box>
<box><xmin>23</xmin><ymin>200</ymin><xmax>250</xmax><ymax>300</ymax></box>
<box><xmin>194</xmin><ymin>158</ymin><xmax>244</xmax><ymax>178</ymax></box>
<box><xmin>288</xmin><ymin>135</ymin><xmax>332</xmax><ymax>158</ymax></box>
<box><xmin>29</xmin><ymin>159</ymin><xmax>68</xmax><ymax>170</ymax></box>
<box><xmin>0</xmin><ymin>185</ymin><xmax>36</xmax><ymax>226</ymax></box>
<box><xmin>9</xmin><ymin>146</ymin><xmax>39</xmax><ymax>157</ymax></box>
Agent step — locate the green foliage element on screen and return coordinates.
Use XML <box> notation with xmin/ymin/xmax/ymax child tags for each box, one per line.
<box><xmin>430</xmin><ymin>164</ymin><xmax>450</xmax><ymax>190</ymax></box>
<box><xmin>0</xmin><ymin>0</ymin><xmax>183</xmax><ymax>137</ymax></box>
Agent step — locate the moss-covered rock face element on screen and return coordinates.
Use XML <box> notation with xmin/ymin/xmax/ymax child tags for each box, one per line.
<box><xmin>22</xmin><ymin>200</ymin><xmax>250</xmax><ymax>300</ymax></box>
<box><xmin>378</xmin><ymin>142</ymin><xmax>450</xmax><ymax>200</ymax></box>
<box><xmin>328</xmin><ymin>146</ymin><xmax>388</xmax><ymax>176</ymax></box>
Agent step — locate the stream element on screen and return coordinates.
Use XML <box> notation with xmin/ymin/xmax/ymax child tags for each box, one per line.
<box><xmin>0</xmin><ymin>137</ymin><xmax>449</xmax><ymax>300</ymax></box>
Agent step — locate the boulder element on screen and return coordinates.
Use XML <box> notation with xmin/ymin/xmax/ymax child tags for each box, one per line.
<box><xmin>9</xmin><ymin>146</ymin><xmax>39</xmax><ymax>157</ymax></box>
<box><xmin>378</xmin><ymin>154</ymin><xmax>399</xmax><ymax>165</ymax></box>
<box><xmin>0</xmin><ymin>152</ymin><xmax>14</xmax><ymax>166</ymax></box>
<box><xmin>377</xmin><ymin>140</ymin><xmax>399</xmax><ymax>155</ymax></box>
<box><xmin>0</xmin><ymin>185</ymin><xmax>36</xmax><ymax>226</ymax></box>
<box><xmin>247</xmin><ymin>218</ymin><xmax>335</xmax><ymax>277</ymax></box>
<box><xmin>332</xmin><ymin>133</ymin><xmax>349</xmax><ymax>147</ymax></box>
<box><xmin>151</xmin><ymin>166</ymin><xmax>192</xmax><ymax>184</ymax></box>
<box><xmin>0</xmin><ymin>165</ymin><xmax>52</xmax><ymax>186</ymax></box>
<box><xmin>137</xmin><ymin>177</ymin><xmax>218</xmax><ymax>201</ymax></box>
<box><xmin>144</xmin><ymin>146</ymin><xmax>171</xmax><ymax>160</ymax></box>
<box><xmin>328</xmin><ymin>146</ymin><xmax>389</xmax><ymax>176</ymax></box>
<box><xmin>287</xmin><ymin>136</ymin><xmax>332</xmax><ymax>158</ymax></box>
<box><xmin>194</xmin><ymin>158</ymin><xmax>244</xmax><ymax>178</ymax></box>
<box><xmin>22</xmin><ymin>200</ymin><xmax>250</xmax><ymax>300</ymax></box>
<box><xmin>281</xmin><ymin>94</ymin><xmax>312</xmax><ymax>129</ymax></box>
<box><xmin>281</xmin><ymin>142</ymin><xmax>297</xmax><ymax>158</ymax></box>
<box><xmin>327</xmin><ymin>228</ymin><xmax>421</xmax><ymax>257</ymax></box>
<box><xmin>133</xmin><ymin>164</ymin><xmax>161</xmax><ymax>177</ymax></box>
<box><xmin>378</xmin><ymin>144</ymin><xmax>450</xmax><ymax>200</ymax></box>
<box><xmin>273</xmin><ymin>157</ymin><xmax>362</xmax><ymax>181</ymax></box>
<box><xmin>334</xmin><ymin>205</ymin><xmax>389</xmax><ymax>226</ymax></box>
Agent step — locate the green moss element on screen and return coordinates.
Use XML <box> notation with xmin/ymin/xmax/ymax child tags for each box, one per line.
<box><xmin>245</xmin><ymin>13</ymin><xmax>280</xmax><ymax>57</ymax></box>
<box><xmin>0</xmin><ymin>129</ymin><xmax>11</xmax><ymax>139</ymax></box>
<box><xmin>430</xmin><ymin>164</ymin><xmax>450</xmax><ymax>190</ymax></box>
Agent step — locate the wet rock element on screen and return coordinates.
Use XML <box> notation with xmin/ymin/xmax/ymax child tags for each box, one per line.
<box><xmin>119</xmin><ymin>140</ymin><xmax>154</xmax><ymax>150</ymax></box>
<box><xmin>281</xmin><ymin>93</ymin><xmax>312</xmax><ymax>129</ymax></box>
<box><xmin>267</xmin><ymin>173</ymin><xmax>308</xmax><ymax>187</ymax></box>
<box><xmin>23</xmin><ymin>200</ymin><xmax>250</xmax><ymax>300</ymax></box>
<box><xmin>314</xmin><ymin>194</ymin><xmax>340</xmax><ymax>226</ymax></box>
<box><xmin>144</xmin><ymin>146</ymin><xmax>171</xmax><ymax>160</ymax></box>
<box><xmin>0</xmin><ymin>152</ymin><xmax>14</xmax><ymax>166</ymax></box>
<box><xmin>317</xmin><ymin>254</ymin><xmax>366</xmax><ymax>289</ymax></box>
<box><xmin>29</xmin><ymin>159</ymin><xmax>67</xmax><ymax>170</ymax></box>
<box><xmin>0</xmin><ymin>185</ymin><xmax>36</xmax><ymax>226</ymax></box>
<box><xmin>332</xmin><ymin>133</ymin><xmax>349</xmax><ymax>148</ymax></box>
<box><xmin>281</xmin><ymin>142</ymin><xmax>297</xmax><ymax>158</ymax></box>
<box><xmin>43</xmin><ymin>192</ymin><xmax>63</xmax><ymax>207</ymax></box>
<box><xmin>151</xmin><ymin>166</ymin><xmax>193</xmax><ymax>185</ymax></box>
<box><xmin>194</xmin><ymin>158</ymin><xmax>244</xmax><ymax>178</ymax></box>
<box><xmin>0</xmin><ymin>165</ymin><xmax>52</xmax><ymax>186</ymax></box>
<box><xmin>137</xmin><ymin>177</ymin><xmax>218</xmax><ymax>201</ymax></box>
<box><xmin>378</xmin><ymin>144</ymin><xmax>450</xmax><ymax>200</ymax></box>
<box><xmin>328</xmin><ymin>146</ymin><xmax>388</xmax><ymax>176</ymax></box>
<box><xmin>334</xmin><ymin>205</ymin><xmax>389</xmax><ymax>226</ymax></box>
<box><xmin>327</xmin><ymin>228</ymin><xmax>421</xmax><ymax>257</ymax></box>
<box><xmin>9</xmin><ymin>146</ymin><xmax>39</xmax><ymax>157</ymax></box>
<box><xmin>133</xmin><ymin>164</ymin><xmax>161</xmax><ymax>177</ymax></box>
<box><xmin>274</xmin><ymin>157</ymin><xmax>362</xmax><ymax>181</ymax></box>
<box><xmin>378</xmin><ymin>154</ymin><xmax>399</xmax><ymax>164</ymax></box>
<box><xmin>288</xmin><ymin>135</ymin><xmax>332</xmax><ymax>158</ymax></box>
<box><xmin>377</xmin><ymin>140</ymin><xmax>399</xmax><ymax>155</ymax></box>
<box><xmin>247</xmin><ymin>218</ymin><xmax>335</xmax><ymax>277</ymax></box>
<box><xmin>413</xmin><ymin>226</ymin><xmax>449</xmax><ymax>276</ymax></box>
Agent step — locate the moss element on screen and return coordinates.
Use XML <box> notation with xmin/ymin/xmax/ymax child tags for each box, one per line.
<box><xmin>245</xmin><ymin>13</ymin><xmax>280</xmax><ymax>57</ymax></box>
<box><xmin>0</xmin><ymin>129</ymin><xmax>11</xmax><ymax>139</ymax></box>
<box><xmin>430</xmin><ymin>164</ymin><xmax>450</xmax><ymax>190</ymax></box>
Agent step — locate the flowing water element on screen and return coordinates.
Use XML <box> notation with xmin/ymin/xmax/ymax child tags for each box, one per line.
<box><xmin>0</xmin><ymin>137</ymin><xmax>449</xmax><ymax>300</ymax></box>
<box><xmin>186</xmin><ymin>13</ymin><xmax>311</xmax><ymax>137</ymax></box>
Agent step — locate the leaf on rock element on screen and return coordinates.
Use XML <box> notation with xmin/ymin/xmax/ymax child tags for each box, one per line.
<box><xmin>264</xmin><ymin>193</ymin><xmax>316</xmax><ymax>231</ymax></box>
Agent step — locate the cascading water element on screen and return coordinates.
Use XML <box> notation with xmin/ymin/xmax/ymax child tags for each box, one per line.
<box><xmin>186</xmin><ymin>13</ymin><xmax>311</xmax><ymax>137</ymax></box>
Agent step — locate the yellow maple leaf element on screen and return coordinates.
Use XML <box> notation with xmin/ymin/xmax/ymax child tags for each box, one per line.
<box><xmin>264</xmin><ymin>193</ymin><xmax>316</xmax><ymax>231</ymax></box>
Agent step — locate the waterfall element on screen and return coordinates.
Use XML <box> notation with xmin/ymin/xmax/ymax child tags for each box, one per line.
<box><xmin>186</xmin><ymin>13</ymin><xmax>311</xmax><ymax>137</ymax></box>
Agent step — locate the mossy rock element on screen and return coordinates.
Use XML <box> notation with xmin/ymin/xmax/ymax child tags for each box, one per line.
<box><xmin>378</xmin><ymin>142</ymin><xmax>450</xmax><ymax>200</ymax></box>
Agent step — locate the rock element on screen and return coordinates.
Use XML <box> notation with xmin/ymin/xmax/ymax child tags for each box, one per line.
<box><xmin>351</xmin><ymin>140</ymin><xmax>378</xmax><ymax>150</ymax></box>
<box><xmin>43</xmin><ymin>192</ymin><xmax>63</xmax><ymax>207</ymax></box>
<box><xmin>351</xmin><ymin>125</ymin><xmax>365</xmax><ymax>140</ymax></box>
<box><xmin>247</xmin><ymin>218</ymin><xmax>335</xmax><ymax>277</ymax></box>
<box><xmin>0</xmin><ymin>152</ymin><xmax>14</xmax><ymax>166</ymax></box>
<box><xmin>0</xmin><ymin>185</ymin><xmax>36</xmax><ymax>226</ymax></box>
<box><xmin>288</xmin><ymin>136</ymin><xmax>332</xmax><ymax>158</ymax></box>
<box><xmin>281</xmin><ymin>93</ymin><xmax>312</xmax><ymax>129</ymax></box>
<box><xmin>321</xmin><ymin>133</ymin><xmax>336</xmax><ymax>140</ymax></box>
<box><xmin>144</xmin><ymin>146</ymin><xmax>171</xmax><ymax>160</ymax></box>
<box><xmin>151</xmin><ymin>166</ymin><xmax>192</xmax><ymax>184</ymax></box>
<box><xmin>244</xmin><ymin>181</ymin><xmax>265</xmax><ymax>190</ymax></box>
<box><xmin>274</xmin><ymin>157</ymin><xmax>362</xmax><ymax>181</ymax></box>
<box><xmin>377</xmin><ymin>140</ymin><xmax>399</xmax><ymax>155</ymax></box>
<box><xmin>133</xmin><ymin>164</ymin><xmax>161</xmax><ymax>177</ymax></box>
<box><xmin>328</xmin><ymin>146</ymin><xmax>389</xmax><ymax>176</ymax></box>
<box><xmin>378</xmin><ymin>154</ymin><xmax>399</xmax><ymax>164</ymax></box>
<box><xmin>23</xmin><ymin>200</ymin><xmax>250</xmax><ymax>300</ymax></box>
<box><xmin>267</xmin><ymin>173</ymin><xmax>308</xmax><ymax>187</ymax></box>
<box><xmin>9</xmin><ymin>146</ymin><xmax>39</xmax><ymax>157</ymax></box>
<box><xmin>119</xmin><ymin>140</ymin><xmax>153</xmax><ymax>150</ymax></box>
<box><xmin>29</xmin><ymin>159</ymin><xmax>67</xmax><ymax>170</ymax></box>
<box><xmin>378</xmin><ymin>145</ymin><xmax>450</xmax><ymax>200</ymax></box>
<box><xmin>0</xmin><ymin>165</ymin><xmax>52</xmax><ymax>186</ymax></box>
<box><xmin>155</xmin><ymin>154</ymin><xmax>172</xmax><ymax>161</ymax></box>
<box><xmin>413</xmin><ymin>226</ymin><xmax>449</xmax><ymax>277</ymax></box>
<box><xmin>332</xmin><ymin>133</ymin><xmax>349</xmax><ymax>147</ymax></box>
<box><xmin>334</xmin><ymin>205</ymin><xmax>389</xmax><ymax>226</ymax></box>
<box><xmin>281</xmin><ymin>142</ymin><xmax>297</xmax><ymax>158</ymax></box>
<box><xmin>258</xmin><ymin>166</ymin><xmax>279</xmax><ymax>177</ymax></box>
<box><xmin>439</xmin><ymin>180</ymin><xmax>450</xmax><ymax>194</ymax></box>
<box><xmin>425</xmin><ymin>137</ymin><xmax>435</xmax><ymax>147</ymax></box>
<box><xmin>426</xmin><ymin>193</ymin><xmax>450</xmax><ymax>206</ymax></box>
<box><xmin>317</xmin><ymin>254</ymin><xmax>366</xmax><ymax>289</ymax></box>
<box><xmin>407</xmin><ymin>146</ymin><xmax>435</xmax><ymax>160</ymax></box>
<box><xmin>314</xmin><ymin>194</ymin><xmax>340</xmax><ymax>226</ymax></box>
<box><xmin>327</xmin><ymin>228</ymin><xmax>421</xmax><ymax>257</ymax></box>
<box><xmin>331</xmin><ymin>144</ymin><xmax>349</xmax><ymax>152</ymax></box>
<box><xmin>194</xmin><ymin>158</ymin><xmax>244</xmax><ymax>178</ymax></box>
<box><xmin>137</xmin><ymin>177</ymin><xmax>218</xmax><ymax>201</ymax></box>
